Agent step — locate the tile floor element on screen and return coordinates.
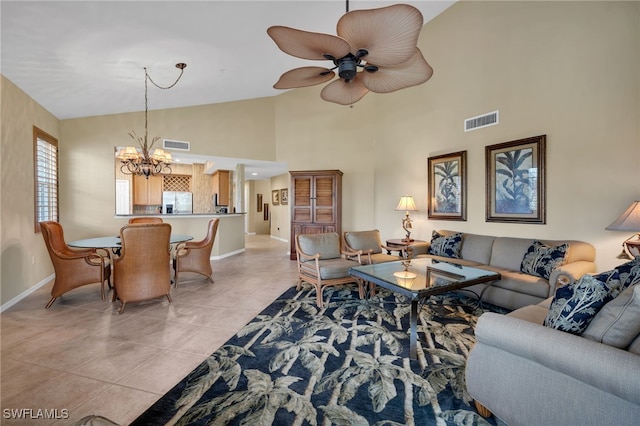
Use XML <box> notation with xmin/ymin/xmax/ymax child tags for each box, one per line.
<box><xmin>1</xmin><ymin>234</ymin><xmax>297</xmax><ymax>425</ymax></box>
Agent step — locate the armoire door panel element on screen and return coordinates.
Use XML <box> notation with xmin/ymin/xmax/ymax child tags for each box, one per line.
<box><xmin>315</xmin><ymin>210</ymin><xmax>335</xmax><ymax>223</ymax></box>
<box><xmin>290</xmin><ymin>170</ymin><xmax>343</xmax><ymax>260</ymax></box>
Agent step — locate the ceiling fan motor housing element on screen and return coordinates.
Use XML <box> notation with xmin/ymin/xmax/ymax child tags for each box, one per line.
<box><xmin>337</xmin><ymin>56</ymin><xmax>358</xmax><ymax>81</ymax></box>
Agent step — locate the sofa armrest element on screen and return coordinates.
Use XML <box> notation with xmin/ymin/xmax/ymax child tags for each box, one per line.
<box><xmin>548</xmin><ymin>260</ymin><xmax>596</xmax><ymax>293</ymax></box>
<box><xmin>469</xmin><ymin>313</ymin><xmax>640</xmax><ymax>406</ymax></box>
<box><xmin>408</xmin><ymin>241</ymin><xmax>430</xmax><ymax>256</ymax></box>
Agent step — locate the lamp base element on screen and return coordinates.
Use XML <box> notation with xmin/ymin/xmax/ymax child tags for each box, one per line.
<box><xmin>623</xmin><ymin>239</ymin><xmax>640</xmax><ymax>259</ymax></box>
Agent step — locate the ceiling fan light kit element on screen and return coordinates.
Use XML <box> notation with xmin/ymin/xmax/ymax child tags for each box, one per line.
<box><xmin>267</xmin><ymin>4</ymin><xmax>433</xmax><ymax>105</ymax></box>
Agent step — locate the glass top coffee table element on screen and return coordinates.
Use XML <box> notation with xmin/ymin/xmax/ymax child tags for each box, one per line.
<box><xmin>349</xmin><ymin>258</ymin><xmax>501</xmax><ymax>359</ymax></box>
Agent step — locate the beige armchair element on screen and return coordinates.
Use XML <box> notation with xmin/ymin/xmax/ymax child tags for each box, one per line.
<box><xmin>296</xmin><ymin>232</ymin><xmax>364</xmax><ymax>308</ymax></box>
<box><xmin>343</xmin><ymin>230</ymin><xmax>402</xmax><ymax>264</ymax></box>
<box><xmin>112</xmin><ymin>223</ymin><xmax>172</xmax><ymax>313</ymax></box>
<box><xmin>173</xmin><ymin>218</ymin><xmax>219</xmax><ymax>286</ymax></box>
<box><xmin>40</xmin><ymin>221</ymin><xmax>111</xmax><ymax>309</ymax></box>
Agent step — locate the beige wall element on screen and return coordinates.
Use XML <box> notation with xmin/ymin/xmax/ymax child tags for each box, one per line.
<box><xmin>269</xmin><ymin>173</ymin><xmax>291</xmax><ymax>242</ymax></box>
<box><xmin>245</xmin><ymin>179</ymin><xmax>271</xmax><ymax>235</ymax></box>
<box><xmin>2</xmin><ymin>1</ymin><xmax>639</xmax><ymax>306</ymax></box>
<box><xmin>1</xmin><ymin>76</ymin><xmax>60</xmax><ymax>303</ymax></box>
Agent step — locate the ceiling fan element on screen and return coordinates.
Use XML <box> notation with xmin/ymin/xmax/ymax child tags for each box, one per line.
<box><xmin>267</xmin><ymin>2</ymin><xmax>433</xmax><ymax>105</ymax></box>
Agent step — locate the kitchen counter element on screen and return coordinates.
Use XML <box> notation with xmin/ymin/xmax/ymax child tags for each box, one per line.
<box><xmin>114</xmin><ymin>213</ymin><xmax>245</xmax><ymax>258</ymax></box>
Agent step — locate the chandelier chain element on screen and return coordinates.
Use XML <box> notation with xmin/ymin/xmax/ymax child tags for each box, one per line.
<box><xmin>117</xmin><ymin>63</ymin><xmax>186</xmax><ymax>178</ymax></box>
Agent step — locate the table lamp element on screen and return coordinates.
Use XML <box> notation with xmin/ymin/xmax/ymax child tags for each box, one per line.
<box><xmin>605</xmin><ymin>200</ymin><xmax>640</xmax><ymax>259</ymax></box>
<box><xmin>395</xmin><ymin>196</ymin><xmax>418</xmax><ymax>242</ymax></box>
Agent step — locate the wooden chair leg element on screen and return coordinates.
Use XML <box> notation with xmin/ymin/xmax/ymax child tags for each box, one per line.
<box><xmin>474</xmin><ymin>400</ymin><xmax>492</xmax><ymax>418</ymax></box>
<box><xmin>315</xmin><ymin>284</ymin><xmax>324</xmax><ymax>308</ymax></box>
<box><xmin>45</xmin><ymin>297</ymin><xmax>56</xmax><ymax>309</ymax></box>
<box><xmin>166</xmin><ymin>294</ymin><xmax>173</xmax><ymax>304</ymax></box>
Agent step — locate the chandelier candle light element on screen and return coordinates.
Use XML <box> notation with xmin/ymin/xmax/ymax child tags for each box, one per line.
<box><xmin>396</xmin><ymin>195</ymin><xmax>418</xmax><ymax>242</ymax></box>
<box><xmin>606</xmin><ymin>200</ymin><xmax>640</xmax><ymax>259</ymax></box>
<box><xmin>117</xmin><ymin>63</ymin><xmax>186</xmax><ymax>178</ymax></box>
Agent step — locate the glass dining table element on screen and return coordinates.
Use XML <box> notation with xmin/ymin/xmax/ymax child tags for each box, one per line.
<box><xmin>68</xmin><ymin>234</ymin><xmax>193</xmax><ymax>255</ymax></box>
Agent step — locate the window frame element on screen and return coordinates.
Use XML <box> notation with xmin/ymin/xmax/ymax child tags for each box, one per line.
<box><xmin>33</xmin><ymin>126</ymin><xmax>59</xmax><ymax>233</ymax></box>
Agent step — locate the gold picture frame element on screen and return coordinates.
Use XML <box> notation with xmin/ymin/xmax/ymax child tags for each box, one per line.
<box><xmin>280</xmin><ymin>188</ymin><xmax>288</xmax><ymax>205</ymax></box>
<box><xmin>272</xmin><ymin>189</ymin><xmax>280</xmax><ymax>205</ymax></box>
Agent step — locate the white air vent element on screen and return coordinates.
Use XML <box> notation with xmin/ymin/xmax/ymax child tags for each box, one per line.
<box><xmin>464</xmin><ymin>110</ymin><xmax>499</xmax><ymax>132</ymax></box>
<box><xmin>163</xmin><ymin>139</ymin><xmax>190</xmax><ymax>151</ymax></box>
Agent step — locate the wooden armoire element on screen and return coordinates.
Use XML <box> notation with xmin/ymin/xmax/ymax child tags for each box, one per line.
<box><xmin>289</xmin><ymin>170</ymin><xmax>343</xmax><ymax>260</ymax></box>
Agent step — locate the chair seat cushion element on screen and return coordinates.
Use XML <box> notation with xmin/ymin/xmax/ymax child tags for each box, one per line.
<box><xmin>368</xmin><ymin>253</ymin><xmax>402</xmax><ymax>264</ymax></box>
<box><xmin>318</xmin><ymin>258</ymin><xmax>358</xmax><ymax>280</ymax></box>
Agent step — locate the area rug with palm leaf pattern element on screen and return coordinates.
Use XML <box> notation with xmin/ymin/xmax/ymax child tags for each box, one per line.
<box><xmin>131</xmin><ymin>284</ymin><xmax>508</xmax><ymax>426</ymax></box>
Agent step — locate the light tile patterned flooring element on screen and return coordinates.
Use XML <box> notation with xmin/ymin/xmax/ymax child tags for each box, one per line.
<box><xmin>1</xmin><ymin>235</ymin><xmax>297</xmax><ymax>425</ymax></box>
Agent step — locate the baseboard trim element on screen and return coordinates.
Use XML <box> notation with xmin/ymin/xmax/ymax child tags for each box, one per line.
<box><xmin>1</xmin><ymin>274</ymin><xmax>53</xmax><ymax>313</ymax></box>
<box><xmin>270</xmin><ymin>235</ymin><xmax>288</xmax><ymax>243</ymax></box>
<box><xmin>211</xmin><ymin>248</ymin><xmax>245</xmax><ymax>261</ymax></box>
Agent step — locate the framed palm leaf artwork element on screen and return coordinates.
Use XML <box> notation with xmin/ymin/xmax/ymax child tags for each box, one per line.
<box><xmin>486</xmin><ymin>135</ymin><xmax>546</xmax><ymax>223</ymax></box>
<box><xmin>428</xmin><ymin>151</ymin><xmax>467</xmax><ymax>220</ymax></box>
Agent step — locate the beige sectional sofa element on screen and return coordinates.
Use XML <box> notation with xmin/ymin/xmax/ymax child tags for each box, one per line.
<box><xmin>466</xmin><ymin>287</ymin><xmax>640</xmax><ymax>425</ymax></box>
<box><xmin>411</xmin><ymin>230</ymin><xmax>597</xmax><ymax>310</ymax></box>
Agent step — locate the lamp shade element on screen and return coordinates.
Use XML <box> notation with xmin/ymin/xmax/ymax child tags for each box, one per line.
<box><xmin>605</xmin><ymin>201</ymin><xmax>640</xmax><ymax>231</ymax></box>
<box><xmin>396</xmin><ymin>196</ymin><xmax>417</xmax><ymax>211</ymax></box>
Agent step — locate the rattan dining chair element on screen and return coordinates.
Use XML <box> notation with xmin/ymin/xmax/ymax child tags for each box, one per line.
<box><xmin>112</xmin><ymin>222</ymin><xmax>172</xmax><ymax>313</ymax></box>
<box><xmin>40</xmin><ymin>221</ymin><xmax>111</xmax><ymax>309</ymax></box>
<box><xmin>128</xmin><ymin>217</ymin><xmax>163</xmax><ymax>224</ymax></box>
<box><xmin>173</xmin><ymin>218</ymin><xmax>219</xmax><ymax>286</ymax></box>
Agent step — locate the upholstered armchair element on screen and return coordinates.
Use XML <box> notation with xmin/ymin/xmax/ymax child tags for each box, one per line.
<box><xmin>113</xmin><ymin>223</ymin><xmax>172</xmax><ymax>313</ymax></box>
<box><xmin>40</xmin><ymin>221</ymin><xmax>111</xmax><ymax>309</ymax></box>
<box><xmin>128</xmin><ymin>217</ymin><xmax>163</xmax><ymax>224</ymax></box>
<box><xmin>296</xmin><ymin>232</ymin><xmax>364</xmax><ymax>308</ymax></box>
<box><xmin>173</xmin><ymin>218</ymin><xmax>219</xmax><ymax>286</ymax></box>
<box><xmin>343</xmin><ymin>230</ymin><xmax>402</xmax><ymax>264</ymax></box>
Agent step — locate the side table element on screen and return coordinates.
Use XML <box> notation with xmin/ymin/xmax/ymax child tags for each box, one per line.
<box><xmin>385</xmin><ymin>238</ymin><xmax>426</xmax><ymax>257</ymax></box>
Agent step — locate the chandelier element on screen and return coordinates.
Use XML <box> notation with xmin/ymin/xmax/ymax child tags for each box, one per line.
<box><xmin>117</xmin><ymin>63</ymin><xmax>187</xmax><ymax>178</ymax></box>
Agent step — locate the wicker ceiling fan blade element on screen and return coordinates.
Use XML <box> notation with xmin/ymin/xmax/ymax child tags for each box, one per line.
<box><xmin>362</xmin><ymin>49</ymin><xmax>433</xmax><ymax>93</ymax></box>
<box><xmin>337</xmin><ymin>4</ymin><xmax>423</xmax><ymax>67</ymax></box>
<box><xmin>267</xmin><ymin>26</ymin><xmax>352</xmax><ymax>61</ymax></box>
<box><xmin>320</xmin><ymin>74</ymin><xmax>369</xmax><ymax>105</ymax></box>
<box><xmin>273</xmin><ymin>67</ymin><xmax>336</xmax><ymax>89</ymax></box>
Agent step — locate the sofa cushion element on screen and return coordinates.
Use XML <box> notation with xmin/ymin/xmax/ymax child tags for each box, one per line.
<box><xmin>489</xmin><ymin>237</ymin><xmax>536</xmax><ymax>271</ymax></box>
<box><xmin>520</xmin><ymin>241</ymin><xmax>568</xmax><ymax>280</ymax></box>
<box><xmin>487</xmin><ymin>268</ymin><xmax>551</xmax><ymax>299</ymax></box>
<box><xmin>458</xmin><ymin>233</ymin><xmax>496</xmax><ymax>264</ymax></box>
<box><xmin>508</xmin><ymin>303</ymin><xmax>548</xmax><ymax>324</ymax></box>
<box><xmin>582</xmin><ymin>284</ymin><xmax>640</xmax><ymax>348</ymax></box>
<box><xmin>543</xmin><ymin>271</ymin><xmax>620</xmax><ymax>335</ymax></box>
<box><xmin>427</xmin><ymin>231</ymin><xmax>462</xmax><ymax>258</ymax></box>
<box><xmin>628</xmin><ymin>334</ymin><xmax>640</xmax><ymax>355</ymax></box>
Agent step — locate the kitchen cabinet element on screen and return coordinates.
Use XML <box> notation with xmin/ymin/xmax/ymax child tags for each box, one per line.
<box><xmin>133</xmin><ymin>175</ymin><xmax>163</xmax><ymax>205</ymax></box>
<box><xmin>289</xmin><ymin>170</ymin><xmax>343</xmax><ymax>260</ymax></box>
<box><xmin>212</xmin><ymin>170</ymin><xmax>230</xmax><ymax>206</ymax></box>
